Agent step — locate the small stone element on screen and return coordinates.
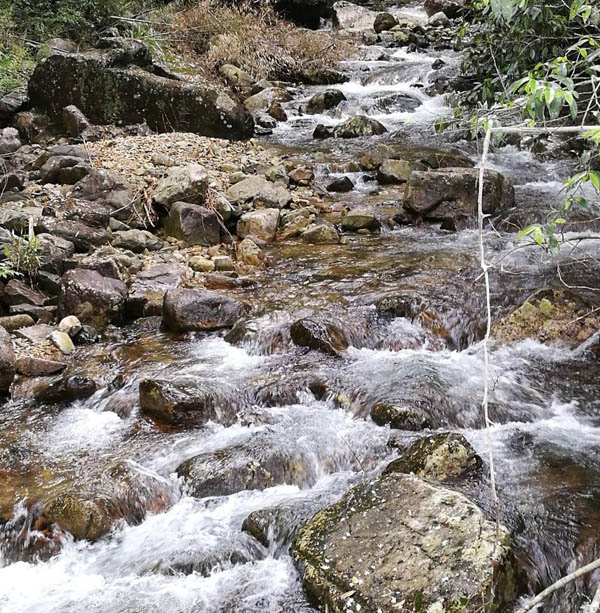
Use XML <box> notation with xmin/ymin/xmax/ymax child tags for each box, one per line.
<box><xmin>268</xmin><ymin>101</ymin><xmax>288</xmax><ymax>122</ymax></box>
<box><xmin>16</xmin><ymin>357</ymin><xmax>67</xmax><ymax>376</ymax></box>
<box><xmin>15</xmin><ymin>323</ymin><xmax>56</xmax><ymax>343</ymax></box>
<box><xmin>288</xmin><ymin>167</ymin><xmax>314</xmax><ymax>186</ymax></box>
<box><xmin>0</xmin><ymin>314</ymin><xmax>36</xmax><ymax>332</ymax></box>
<box><xmin>189</xmin><ymin>256</ymin><xmax>215</xmax><ymax>273</ymax></box>
<box><xmin>213</xmin><ymin>255</ymin><xmax>235</xmax><ymax>271</ymax></box>
<box><xmin>49</xmin><ymin>330</ymin><xmax>75</xmax><ymax>354</ymax></box>
<box><xmin>237</xmin><ymin>238</ymin><xmax>263</xmax><ymax>267</ymax></box>
<box><xmin>58</xmin><ymin>315</ymin><xmax>82</xmax><ymax>337</ymax></box>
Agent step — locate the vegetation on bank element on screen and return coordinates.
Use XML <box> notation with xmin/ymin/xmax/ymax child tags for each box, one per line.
<box><xmin>0</xmin><ymin>0</ymin><xmax>347</xmax><ymax>97</ymax></box>
<box><xmin>455</xmin><ymin>0</ymin><xmax>600</xmax><ymax>247</ymax></box>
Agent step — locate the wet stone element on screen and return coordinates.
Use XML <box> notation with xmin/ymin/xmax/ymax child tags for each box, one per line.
<box><xmin>370</xmin><ymin>402</ymin><xmax>432</xmax><ymax>431</ymax></box>
<box><xmin>15</xmin><ymin>357</ymin><xmax>67</xmax><ymax>377</ymax></box>
<box><xmin>290</xmin><ymin>317</ymin><xmax>349</xmax><ymax>356</ymax></box>
<box><xmin>326</xmin><ymin>176</ymin><xmax>354</xmax><ymax>193</ymax></box>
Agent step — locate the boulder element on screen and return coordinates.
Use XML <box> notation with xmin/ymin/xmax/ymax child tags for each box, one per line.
<box><xmin>3</xmin><ymin>280</ymin><xmax>47</xmax><ymax>308</ymax></box>
<box><xmin>33</xmin><ymin>374</ymin><xmax>97</xmax><ymax>403</ymax></box>
<box><xmin>236</xmin><ymin>238</ymin><xmax>264</xmax><ymax>267</ymax></box>
<box><xmin>376</xmin><ymin>159</ymin><xmax>412</xmax><ymax>184</ymax></box>
<box><xmin>299</xmin><ymin>61</ymin><xmax>349</xmax><ymax>85</ymax></box>
<box><xmin>373</xmin><ymin>12</ymin><xmax>398</xmax><ymax>33</ymax></box>
<box><xmin>58</xmin><ymin>269</ymin><xmax>128</xmax><ymax>329</ymax></box>
<box><xmin>0</xmin><ymin>127</ymin><xmax>21</xmax><ymax>155</ymax></box>
<box><xmin>333</xmin><ymin>115</ymin><xmax>387</xmax><ymax>138</ymax></box>
<box><xmin>370</xmin><ymin>402</ymin><xmax>431</xmax><ymax>430</ymax></box>
<box><xmin>28</xmin><ymin>53</ymin><xmax>254</xmax><ymax>140</ymax></box>
<box><xmin>219</xmin><ymin>64</ymin><xmax>255</xmax><ymax>98</ymax></box>
<box><xmin>0</xmin><ymin>327</ymin><xmax>15</xmax><ymax>393</ymax></box>
<box><xmin>37</xmin><ymin>218</ymin><xmax>111</xmax><ymax>252</ymax></box>
<box><xmin>404</xmin><ymin>168</ymin><xmax>514</xmax><ymax>223</ymax></box>
<box><xmin>37</xmin><ymin>234</ymin><xmax>75</xmax><ymax>275</ymax></box>
<box><xmin>293</xmin><ymin>473</ymin><xmax>516</xmax><ymax>612</ymax></box>
<box><xmin>326</xmin><ymin>176</ymin><xmax>354</xmax><ymax>193</ymax></box>
<box><xmin>333</xmin><ymin>1</ymin><xmax>377</xmax><ymax>33</ymax></box>
<box><xmin>70</xmin><ymin>169</ymin><xmax>134</xmax><ymax>215</ymax></box>
<box><xmin>290</xmin><ymin>317</ymin><xmax>349</xmax><ymax>356</ymax></box>
<box><xmin>111</xmin><ymin>229</ymin><xmax>163</xmax><ymax>252</ymax></box>
<box><xmin>139</xmin><ymin>378</ymin><xmax>237</xmax><ymax>427</ymax></box>
<box><xmin>163</xmin><ymin>202</ymin><xmax>220</xmax><ymax>246</ymax></box>
<box><xmin>62</xmin><ymin>104</ymin><xmax>91</xmax><ymax>137</ymax></box>
<box><xmin>341</xmin><ymin>207</ymin><xmax>381</xmax><ymax>232</ymax></box>
<box><xmin>226</xmin><ymin>176</ymin><xmax>292</xmax><ymax>209</ymax></box>
<box><xmin>162</xmin><ymin>288</ymin><xmax>250</xmax><ymax>332</ymax></box>
<box><xmin>360</xmin><ymin>143</ymin><xmax>473</xmax><ymax>172</ymax></box>
<box><xmin>424</xmin><ymin>0</ymin><xmax>464</xmax><ymax>17</ymax></box>
<box><xmin>301</xmin><ymin>220</ymin><xmax>340</xmax><ymax>244</ymax></box>
<box><xmin>385</xmin><ymin>432</ymin><xmax>483</xmax><ymax>482</ymax></box>
<box><xmin>237</xmin><ymin>209</ymin><xmax>280</xmax><ymax>242</ymax></box>
<box><xmin>305</xmin><ymin>89</ymin><xmax>347</xmax><ymax>114</ymax></box>
<box><xmin>152</xmin><ymin>164</ymin><xmax>210</xmax><ymax>210</ymax></box>
<box><xmin>126</xmin><ymin>263</ymin><xmax>186</xmax><ymax>319</ymax></box>
<box><xmin>177</xmin><ymin>431</ymin><xmax>312</xmax><ymax>498</ymax></box>
<box><xmin>244</xmin><ymin>87</ymin><xmax>292</xmax><ymax>114</ymax></box>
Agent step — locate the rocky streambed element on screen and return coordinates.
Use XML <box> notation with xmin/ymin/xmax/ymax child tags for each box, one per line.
<box><xmin>1</xmin><ymin>1</ymin><xmax>600</xmax><ymax>612</ymax></box>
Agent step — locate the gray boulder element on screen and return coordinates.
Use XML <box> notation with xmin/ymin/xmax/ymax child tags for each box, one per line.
<box><xmin>293</xmin><ymin>472</ymin><xmax>516</xmax><ymax>612</ymax></box>
<box><xmin>152</xmin><ymin>164</ymin><xmax>210</xmax><ymax>210</ymax></box>
<box><xmin>404</xmin><ymin>168</ymin><xmax>514</xmax><ymax>223</ymax></box>
<box><xmin>333</xmin><ymin>115</ymin><xmax>387</xmax><ymax>138</ymax></box>
<box><xmin>162</xmin><ymin>288</ymin><xmax>250</xmax><ymax>332</ymax></box>
<box><xmin>163</xmin><ymin>202</ymin><xmax>220</xmax><ymax>246</ymax></box>
<box><xmin>305</xmin><ymin>89</ymin><xmax>346</xmax><ymax>114</ymax></box>
<box><xmin>111</xmin><ymin>229</ymin><xmax>163</xmax><ymax>252</ymax></box>
<box><xmin>37</xmin><ymin>218</ymin><xmax>111</xmax><ymax>252</ymax></box>
<box><xmin>0</xmin><ymin>127</ymin><xmax>21</xmax><ymax>155</ymax></box>
<box><xmin>333</xmin><ymin>1</ymin><xmax>377</xmax><ymax>33</ymax></box>
<box><xmin>126</xmin><ymin>263</ymin><xmax>186</xmax><ymax>319</ymax></box>
<box><xmin>28</xmin><ymin>53</ymin><xmax>254</xmax><ymax>140</ymax></box>
<box><xmin>58</xmin><ymin>269</ymin><xmax>128</xmax><ymax>330</ymax></box>
<box><xmin>376</xmin><ymin>159</ymin><xmax>412</xmax><ymax>184</ymax></box>
<box><xmin>226</xmin><ymin>176</ymin><xmax>292</xmax><ymax>209</ymax></box>
<box><xmin>244</xmin><ymin>87</ymin><xmax>292</xmax><ymax>114</ymax></box>
<box><xmin>237</xmin><ymin>209</ymin><xmax>280</xmax><ymax>242</ymax></box>
<box><xmin>301</xmin><ymin>220</ymin><xmax>340</xmax><ymax>244</ymax></box>
<box><xmin>341</xmin><ymin>207</ymin><xmax>381</xmax><ymax>232</ymax></box>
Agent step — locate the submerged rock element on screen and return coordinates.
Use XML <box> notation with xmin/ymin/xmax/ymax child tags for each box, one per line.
<box><xmin>162</xmin><ymin>288</ymin><xmax>250</xmax><ymax>332</ymax></box>
<box><xmin>305</xmin><ymin>89</ymin><xmax>347</xmax><ymax>114</ymax></box>
<box><xmin>293</xmin><ymin>472</ymin><xmax>516</xmax><ymax>612</ymax></box>
<box><xmin>370</xmin><ymin>402</ymin><xmax>432</xmax><ymax>431</ymax></box>
<box><xmin>177</xmin><ymin>431</ymin><xmax>312</xmax><ymax>498</ymax></box>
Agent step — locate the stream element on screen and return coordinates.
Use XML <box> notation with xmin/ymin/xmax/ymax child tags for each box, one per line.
<box><xmin>1</xmin><ymin>2</ymin><xmax>600</xmax><ymax>612</ymax></box>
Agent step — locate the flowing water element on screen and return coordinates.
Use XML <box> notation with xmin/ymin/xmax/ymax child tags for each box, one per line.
<box><xmin>2</xmin><ymin>3</ymin><xmax>600</xmax><ymax>612</ymax></box>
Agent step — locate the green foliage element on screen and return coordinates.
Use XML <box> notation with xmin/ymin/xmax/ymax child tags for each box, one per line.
<box><xmin>0</xmin><ymin>230</ymin><xmax>41</xmax><ymax>282</ymax></box>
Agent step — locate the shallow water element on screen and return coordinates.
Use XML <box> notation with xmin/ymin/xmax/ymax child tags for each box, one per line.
<box><xmin>2</xmin><ymin>2</ymin><xmax>600</xmax><ymax>612</ymax></box>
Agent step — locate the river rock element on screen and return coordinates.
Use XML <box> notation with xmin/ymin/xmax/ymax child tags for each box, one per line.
<box><xmin>301</xmin><ymin>221</ymin><xmax>340</xmax><ymax>244</ymax></box>
<box><xmin>112</xmin><ymin>229</ymin><xmax>163</xmax><ymax>252</ymax></box>
<box><xmin>341</xmin><ymin>207</ymin><xmax>381</xmax><ymax>232</ymax></box>
<box><xmin>385</xmin><ymin>432</ymin><xmax>483</xmax><ymax>483</ymax></box>
<box><xmin>226</xmin><ymin>176</ymin><xmax>292</xmax><ymax>209</ymax></box>
<box><xmin>244</xmin><ymin>87</ymin><xmax>292</xmax><ymax>113</ymax></box>
<box><xmin>0</xmin><ymin>327</ymin><xmax>15</xmax><ymax>393</ymax></box>
<box><xmin>43</xmin><ymin>494</ymin><xmax>111</xmax><ymax>542</ymax></box>
<box><xmin>62</xmin><ymin>104</ymin><xmax>91</xmax><ymax>137</ymax></box>
<box><xmin>9</xmin><ymin>304</ymin><xmax>54</xmax><ymax>324</ymax></box>
<box><xmin>236</xmin><ymin>238</ymin><xmax>264</xmax><ymax>267</ymax></box>
<box><xmin>48</xmin><ymin>330</ymin><xmax>75</xmax><ymax>354</ymax></box>
<box><xmin>333</xmin><ymin>1</ymin><xmax>377</xmax><ymax>33</ymax></box>
<box><xmin>0</xmin><ymin>90</ymin><xmax>28</xmax><ymax>126</ymax></box>
<box><xmin>360</xmin><ymin>143</ymin><xmax>473</xmax><ymax>172</ymax></box>
<box><xmin>15</xmin><ymin>356</ymin><xmax>67</xmax><ymax>376</ymax></box>
<box><xmin>58</xmin><ymin>269</ymin><xmax>128</xmax><ymax>329</ymax></box>
<box><xmin>188</xmin><ymin>255</ymin><xmax>215</xmax><ymax>273</ymax></box>
<box><xmin>39</xmin><ymin>155</ymin><xmax>89</xmax><ymax>185</ymax></box>
<box><xmin>126</xmin><ymin>263</ymin><xmax>186</xmax><ymax>319</ymax></box>
<box><xmin>288</xmin><ymin>167</ymin><xmax>314</xmax><ymax>186</ymax></box>
<box><xmin>152</xmin><ymin>164</ymin><xmax>210</xmax><ymax>210</ymax></box>
<box><xmin>373</xmin><ymin>12</ymin><xmax>398</xmax><ymax>33</ymax></box>
<box><xmin>290</xmin><ymin>317</ymin><xmax>349</xmax><ymax>356</ymax></box>
<box><xmin>376</xmin><ymin>159</ymin><xmax>412</xmax><ymax>184</ymax></box>
<box><xmin>28</xmin><ymin>53</ymin><xmax>254</xmax><ymax>140</ymax></box>
<box><xmin>37</xmin><ymin>233</ymin><xmax>75</xmax><ymax>275</ymax></box>
<box><xmin>0</xmin><ymin>314</ymin><xmax>35</xmax><ymax>332</ymax></box>
<box><xmin>3</xmin><ymin>280</ymin><xmax>47</xmax><ymax>308</ymax></box>
<box><xmin>58</xmin><ymin>315</ymin><xmax>82</xmax><ymax>336</ymax></box>
<box><xmin>305</xmin><ymin>89</ymin><xmax>347</xmax><ymax>114</ymax></box>
<box><xmin>292</xmin><ymin>472</ymin><xmax>516</xmax><ymax>612</ymax></box>
<box><xmin>299</xmin><ymin>61</ymin><xmax>349</xmax><ymax>85</ymax></box>
<box><xmin>219</xmin><ymin>64</ymin><xmax>255</xmax><ymax>98</ymax></box>
<box><xmin>425</xmin><ymin>0</ymin><xmax>464</xmax><ymax>17</ymax></box>
<box><xmin>33</xmin><ymin>374</ymin><xmax>97</xmax><ymax>403</ymax></box>
<box><xmin>139</xmin><ymin>378</ymin><xmax>238</xmax><ymax>427</ymax></box>
<box><xmin>70</xmin><ymin>168</ymin><xmax>134</xmax><ymax>215</ymax></box>
<box><xmin>0</xmin><ymin>127</ymin><xmax>21</xmax><ymax>155</ymax></box>
<box><xmin>237</xmin><ymin>209</ymin><xmax>280</xmax><ymax>242</ymax></box>
<box><xmin>163</xmin><ymin>202</ymin><xmax>220</xmax><ymax>246</ymax></box>
<box><xmin>370</xmin><ymin>402</ymin><xmax>432</xmax><ymax>430</ymax></box>
<box><xmin>177</xmin><ymin>431</ymin><xmax>312</xmax><ymax>498</ymax></box>
<box><xmin>37</xmin><ymin>218</ymin><xmax>111</xmax><ymax>252</ymax></box>
<box><xmin>162</xmin><ymin>288</ymin><xmax>250</xmax><ymax>332</ymax></box>
<box><xmin>333</xmin><ymin>115</ymin><xmax>387</xmax><ymax>138</ymax></box>
<box><xmin>404</xmin><ymin>168</ymin><xmax>515</xmax><ymax>223</ymax></box>
<box><xmin>326</xmin><ymin>176</ymin><xmax>354</xmax><ymax>192</ymax></box>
